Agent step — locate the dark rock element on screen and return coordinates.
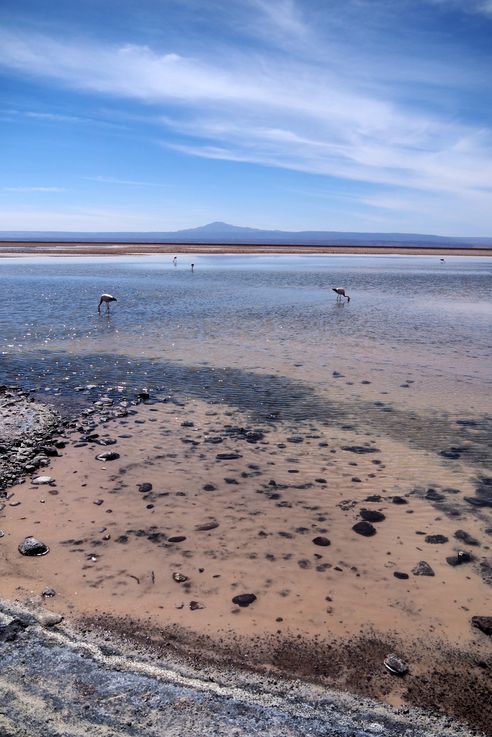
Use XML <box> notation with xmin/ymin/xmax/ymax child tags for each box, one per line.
<box><xmin>446</xmin><ymin>551</ymin><xmax>473</xmax><ymax>566</ymax></box>
<box><xmin>172</xmin><ymin>572</ymin><xmax>189</xmax><ymax>583</ymax></box>
<box><xmin>41</xmin><ymin>587</ymin><xmax>56</xmax><ymax>597</ymax></box>
<box><xmin>181</xmin><ymin>421</ymin><xmax>194</xmax><ymax>427</ymax></box>
<box><xmin>232</xmin><ymin>593</ymin><xmax>257</xmax><ymax>607</ymax></box>
<box><xmin>384</xmin><ymin>653</ymin><xmax>409</xmax><ymax>676</ymax></box>
<box><xmin>216</xmin><ymin>452</ymin><xmax>242</xmax><ymax>461</ymax></box>
<box><xmin>464</xmin><ymin>496</ymin><xmax>492</xmax><ymax>508</ymax></box>
<box><xmin>189</xmin><ymin>601</ymin><xmax>204</xmax><ymax>610</ymax></box>
<box><xmin>360</xmin><ymin>509</ymin><xmax>385</xmax><ymax>523</ymax></box>
<box><xmin>95</xmin><ymin>451</ymin><xmax>120</xmax><ymax>462</ymax></box>
<box><xmin>137</xmin><ymin>390</ymin><xmax>150</xmax><ymax>401</ymax></box>
<box><xmin>95</xmin><ymin>437</ymin><xmax>117</xmax><ymax>446</ymax></box>
<box><xmin>392</xmin><ymin>496</ymin><xmax>408</xmax><ymax>505</ymax></box>
<box><xmin>425</xmin><ymin>489</ymin><xmax>445</xmax><ymax>501</ymax></box>
<box><xmin>138</xmin><ymin>482</ymin><xmax>153</xmax><ymax>493</ymax></box>
<box><xmin>168</xmin><ymin>536</ymin><xmax>186</xmax><ymax>543</ymax></box>
<box><xmin>287</xmin><ymin>436</ymin><xmax>304</xmax><ymax>443</ymax></box>
<box><xmin>41</xmin><ymin>445</ymin><xmax>59</xmax><ymax>457</ymax></box>
<box><xmin>18</xmin><ymin>536</ymin><xmax>50</xmax><ymax>556</ymax></box>
<box><xmin>0</xmin><ymin>618</ymin><xmax>28</xmax><ymax>643</ymax></box>
<box><xmin>203</xmin><ymin>484</ymin><xmax>217</xmax><ymax>491</ymax></box>
<box><xmin>341</xmin><ymin>446</ymin><xmax>380</xmax><ymax>454</ymax></box>
<box><xmin>439</xmin><ymin>449</ymin><xmax>461</xmax><ymax>459</ymax></box>
<box><xmin>472</xmin><ymin>616</ymin><xmax>492</xmax><ymax>636</ymax></box>
<box><xmin>394</xmin><ymin>571</ymin><xmax>409</xmax><ymax>580</ymax></box>
<box><xmin>425</xmin><ymin>534</ymin><xmax>448</xmax><ymax>544</ymax></box>
<box><xmin>352</xmin><ymin>521</ymin><xmax>377</xmax><ymax>537</ymax></box>
<box><xmin>245</xmin><ymin>431</ymin><xmax>264</xmax><ymax>443</ymax></box>
<box><xmin>454</xmin><ymin>529</ymin><xmax>480</xmax><ymax>546</ymax></box>
<box><xmin>312</xmin><ymin>536</ymin><xmax>331</xmax><ymax>547</ymax></box>
<box><xmin>412</xmin><ymin>561</ymin><xmax>435</xmax><ymax>576</ymax></box>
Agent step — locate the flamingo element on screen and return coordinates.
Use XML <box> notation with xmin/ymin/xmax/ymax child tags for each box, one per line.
<box><xmin>98</xmin><ymin>294</ymin><xmax>117</xmax><ymax>313</ymax></box>
<box><xmin>332</xmin><ymin>287</ymin><xmax>350</xmax><ymax>303</ymax></box>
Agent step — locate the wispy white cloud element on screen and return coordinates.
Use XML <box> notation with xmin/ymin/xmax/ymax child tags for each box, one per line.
<box><xmin>0</xmin><ymin>1</ymin><xmax>491</xmax><ymax>233</ymax></box>
<box><xmin>427</xmin><ymin>0</ymin><xmax>492</xmax><ymax>17</ymax></box>
<box><xmin>85</xmin><ymin>176</ymin><xmax>168</xmax><ymax>187</ymax></box>
<box><xmin>1</xmin><ymin>186</ymin><xmax>66</xmax><ymax>192</ymax></box>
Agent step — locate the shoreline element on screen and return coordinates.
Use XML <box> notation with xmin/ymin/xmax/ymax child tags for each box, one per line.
<box><xmin>1</xmin><ymin>387</ymin><xmax>491</xmax><ymax>734</ymax></box>
<box><xmin>1</xmin><ymin>601</ymin><xmax>481</xmax><ymax>737</ymax></box>
<box><xmin>0</xmin><ymin>241</ymin><xmax>492</xmax><ymax>257</ymax></box>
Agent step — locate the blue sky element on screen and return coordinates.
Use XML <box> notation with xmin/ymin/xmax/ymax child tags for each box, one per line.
<box><xmin>0</xmin><ymin>0</ymin><xmax>491</xmax><ymax>234</ymax></box>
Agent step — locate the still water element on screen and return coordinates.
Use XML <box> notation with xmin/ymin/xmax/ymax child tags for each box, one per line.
<box><xmin>0</xmin><ymin>255</ymin><xmax>491</xmax><ymax>419</ymax></box>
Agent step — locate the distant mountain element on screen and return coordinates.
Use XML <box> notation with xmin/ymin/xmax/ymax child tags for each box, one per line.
<box><xmin>1</xmin><ymin>221</ymin><xmax>491</xmax><ymax>247</ymax></box>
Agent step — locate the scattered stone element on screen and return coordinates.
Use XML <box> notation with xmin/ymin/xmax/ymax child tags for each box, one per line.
<box><xmin>41</xmin><ymin>446</ymin><xmax>59</xmax><ymax>457</ymax></box>
<box><xmin>425</xmin><ymin>489</ymin><xmax>445</xmax><ymax>502</ymax></box>
<box><xmin>203</xmin><ymin>484</ymin><xmax>216</xmax><ymax>491</ymax></box>
<box><xmin>446</xmin><ymin>551</ymin><xmax>473</xmax><ymax>566</ymax></box>
<box><xmin>189</xmin><ymin>600</ymin><xmax>204</xmax><ymax>610</ymax></box>
<box><xmin>32</xmin><ymin>476</ymin><xmax>53</xmax><ymax>485</ymax></box>
<box><xmin>360</xmin><ymin>509</ymin><xmax>386</xmax><ymax>523</ymax></box>
<box><xmin>168</xmin><ymin>536</ymin><xmax>186</xmax><ymax>543</ymax></box>
<box><xmin>341</xmin><ymin>446</ymin><xmax>380</xmax><ymax>454</ymax></box>
<box><xmin>35</xmin><ymin>610</ymin><xmax>63</xmax><ymax>627</ymax></box>
<box><xmin>195</xmin><ymin>520</ymin><xmax>220</xmax><ymax>531</ymax></box>
<box><xmin>41</xmin><ymin>587</ymin><xmax>56</xmax><ymax>598</ymax></box>
<box><xmin>464</xmin><ymin>496</ymin><xmax>492</xmax><ymax>509</ymax></box>
<box><xmin>454</xmin><ymin>529</ymin><xmax>480</xmax><ymax>546</ymax></box>
<box><xmin>137</xmin><ymin>482</ymin><xmax>153</xmax><ymax>493</ymax></box>
<box><xmin>392</xmin><ymin>496</ymin><xmax>408</xmax><ymax>505</ymax></box>
<box><xmin>172</xmin><ymin>572</ymin><xmax>189</xmax><ymax>583</ymax></box>
<box><xmin>394</xmin><ymin>571</ymin><xmax>409</xmax><ymax>580</ymax></box>
<box><xmin>232</xmin><ymin>593</ymin><xmax>257</xmax><ymax>607</ymax></box>
<box><xmin>425</xmin><ymin>534</ymin><xmax>448</xmax><ymax>544</ymax></box>
<box><xmin>95</xmin><ymin>452</ymin><xmax>120</xmax><ymax>462</ymax></box>
<box><xmin>216</xmin><ymin>452</ymin><xmax>242</xmax><ymax>461</ymax></box>
<box><xmin>412</xmin><ymin>561</ymin><xmax>435</xmax><ymax>576</ymax></box>
<box><xmin>312</xmin><ymin>536</ymin><xmax>331</xmax><ymax>547</ymax></box>
<box><xmin>471</xmin><ymin>616</ymin><xmax>492</xmax><ymax>637</ymax></box>
<box><xmin>352</xmin><ymin>521</ymin><xmax>377</xmax><ymax>537</ymax></box>
<box><xmin>18</xmin><ymin>536</ymin><xmax>50</xmax><ymax>556</ymax></box>
<box><xmin>439</xmin><ymin>449</ymin><xmax>461</xmax><ymax>460</ymax></box>
<box><xmin>137</xmin><ymin>390</ymin><xmax>150</xmax><ymax>401</ymax></box>
<box><xmin>384</xmin><ymin>653</ymin><xmax>409</xmax><ymax>676</ymax></box>
<box><xmin>181</xmin><ymin>421</ymin><xmax>194</xmax><ymax>427</ymax></box>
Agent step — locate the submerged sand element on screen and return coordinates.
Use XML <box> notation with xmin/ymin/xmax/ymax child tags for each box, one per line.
<box><xmin>1</xmin><ymin>388</ymin><xmax>491</xmax><ymax>732</ymax></box>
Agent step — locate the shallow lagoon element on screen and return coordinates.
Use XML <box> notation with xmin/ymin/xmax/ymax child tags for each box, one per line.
<box><xmin>0</xmin><ymin>255</ymin><xmax>491</xmax><ymax>411</ymax></box>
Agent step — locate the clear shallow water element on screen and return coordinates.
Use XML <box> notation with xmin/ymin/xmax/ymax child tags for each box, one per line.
<box><xmin>0</xmin><ymin>255</ymin><xmax>491</xmax><ymax>416</ymax></box>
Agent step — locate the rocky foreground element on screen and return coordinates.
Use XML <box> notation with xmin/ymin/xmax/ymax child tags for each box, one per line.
<box><xmin>1</xmin><ymin>386</ymin><xmax>491</xmax><ymax>737</ymax></box>
<box><xmin>0</xmin><ymin>600</ymin><xmax>484</xmax><ymax>737</ymax></box>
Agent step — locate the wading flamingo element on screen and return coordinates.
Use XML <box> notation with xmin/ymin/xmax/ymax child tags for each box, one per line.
<box><xmin>98</xmin><ymin>294</ymin><xmax>117</xmax><ymax>313</ymax></box>
<box><xmin>332</xmin><ymin>287</ymin><xmax>350</xmax><ymax>302</ymax></box>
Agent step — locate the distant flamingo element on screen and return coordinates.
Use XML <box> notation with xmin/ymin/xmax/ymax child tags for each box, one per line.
<box><xmin>332</xmin><ymin>287</ymin><xmax>350</xmax><ymax>303</ymax></box>
<box><xmin>98</xmin><ymin>294</ymin><xmax>117</xmax><ymax>313</ymax></box>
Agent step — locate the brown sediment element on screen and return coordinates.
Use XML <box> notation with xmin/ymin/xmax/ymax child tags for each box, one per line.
<box><xmin>0</xmin><ymin>241</ymin><xmax>491</xmax><ymax>257</ymax></box>
<box><xmin>0</xmin><ymin>394</ymin><xmax>491</xmax><ymax>731</ymax></box>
